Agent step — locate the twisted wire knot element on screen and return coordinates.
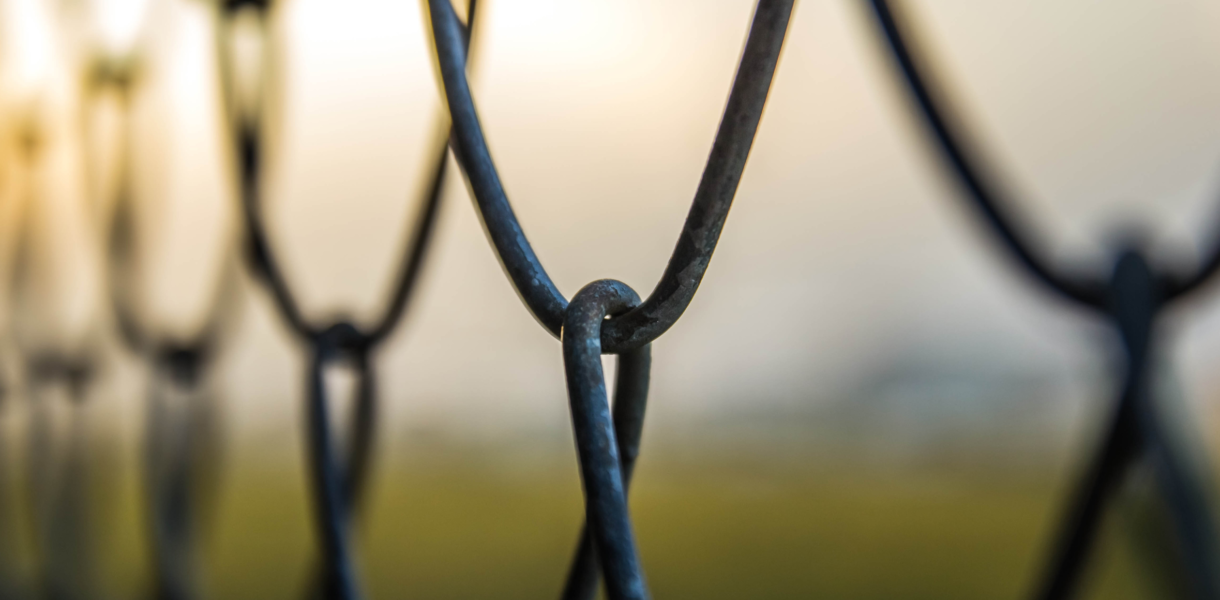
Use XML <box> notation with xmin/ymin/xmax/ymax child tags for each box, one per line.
<box><xmin>561</xmin><ymin>279</ymin><xmax>651</xmax><ymax>600</ymax></box>
<box><xmin>29</xmin><ymin>355</ymin><xmax>95</xmax><ymax>402</ymax></box>
<box><xmin>312</xmin><ymin>322</ymin><xmax>371</xmax><ymax>361</ymax></box>
<box><xmin>223</xmin><ymin>0</ymin><xmax>270</xmax><ymax>14</ymax></box>
<box><xmin>156</xmin><ymin>345</ymin><xmax>210</xmax><ymax>388</ymax></box>
<box><xmin>1107</xmin><ymin>249</ymin><xmax>1159</xmax><ymax>359</ymax></box>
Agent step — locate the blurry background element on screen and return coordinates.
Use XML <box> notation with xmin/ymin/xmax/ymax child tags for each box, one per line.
<box><xmin>1</xmin><ymin>0</ymin><xmax>1220</xmax><ymax>598</ymax></box>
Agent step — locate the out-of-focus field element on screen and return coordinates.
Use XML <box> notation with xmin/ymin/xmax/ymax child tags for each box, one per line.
<box><xmin>69</xmin><ymin>447</ymin><xmax>1161</xmax><ymax>600</ymax></box>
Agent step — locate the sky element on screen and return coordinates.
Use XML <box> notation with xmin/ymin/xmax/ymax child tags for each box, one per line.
<box><xmin>4</xmin><ymin>0</ymin><xmax>1220</xmax><ymax>460</ymax></box>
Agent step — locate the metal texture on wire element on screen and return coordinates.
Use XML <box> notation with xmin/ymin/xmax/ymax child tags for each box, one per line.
<box><xmin>221</xmin><ymin>0</ymin><xmax>793</xmax><ymax>597</ymax></box>
<box><xmin>866</xmin><ymin>1</ymin><xmax>1220</xmax><ymax>599</ymax></box>
<box><xmin>428</xmin><ymin>1</ymin><xmax>794</xmax><ymax>597</ymax></box>
<box><xmin>429</xmin><ymin>0</ymin><xmax>793</xmax><ymax>353</ymax></box>
<box><xmin>7</xmin><ymin>1</ymin><xmax>1220</xmax><ymax>599</ymax></box>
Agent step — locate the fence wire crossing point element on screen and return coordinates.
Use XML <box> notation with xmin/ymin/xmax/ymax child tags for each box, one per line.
<box><xmin>867</xmin><ymin>1</ymin><xmax>1220</xmax><ymax>598</ymax></box>
<box><xmin>97</xmin><ymin>61</ymin><xmax>239</xmax><ymax>600</ymax></box>
<box><xmin>217</xmin><ymin>1</ymin><xmax>480</xmax><ymax>598</ymax></box>
<box><xmin>430</xmin><ymin>1</ymin><xmax>792</xmax><ymax>597</ymax></box>
<box><xmin>9</xmin><ymin>131</ymin><xmax>104</xmax><ymax>599</ymax></box>
<box><xmin>6</xmin><ymin>0</ymin><xmax>1220</xmax><ymax>599</ymax></box>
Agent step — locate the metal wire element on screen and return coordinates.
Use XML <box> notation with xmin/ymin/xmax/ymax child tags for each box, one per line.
<box><xmin>7</xmin><ymin>118</ymin><xmax>103</xmax><ymax>600</ymax></box>
<box><xmin>427</xmin><ymin>1</ymin><xmax>794</xmax><ymax>596</ymax></box>
<box><xmin>216</xmin><ymin>1</ymin><xmax>481</xmax><ymax>598</ymax></box>
<box><xmin>865</xmin><ymin>2</ymin><xmax>1220</xmax><ymax>598</ymax></box>
<box><xmin>11</xmin><ymin>1</ymin><xmax>1220</xmax><ymax>598</ymax></box>
<box><xmin>428</xmin><ymin>0</ymin><xmax>795</xmax><ymax>352</ymax></box>
<box><xmin>561</xmin><ymin>280</ymin><xmax>651</xmax><ymax>600</ymax></box>
<box><xmin>23</xmin><ymin>353</ymin><xmax>98</xmax><ymax>600</ymax></box>
<box><xmin>97</xmin><ymin>64</ymin><xmax>238</xmax><ymax>600</ymax></box>
<box><xmin>561</xmin><ymin>338</ymin><xmax>651</xmax><ymax>600</ymax></box>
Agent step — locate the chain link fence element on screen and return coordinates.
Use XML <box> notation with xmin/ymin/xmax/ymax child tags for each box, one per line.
<box><xmin>0</xmin><ymin>0</ymin><xmax>1216</xmax><ymax>599</ymax></box>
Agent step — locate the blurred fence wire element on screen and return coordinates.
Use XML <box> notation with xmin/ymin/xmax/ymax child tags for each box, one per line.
<box><xmin>0</xmin><ymin>0</ymin><xmax>1219</xmax><ymax>599</ymax></box>
<box><xmin>867</xmin><ymin>2</ymin><xmax>1220</xmax><ymax>599</ymax></box>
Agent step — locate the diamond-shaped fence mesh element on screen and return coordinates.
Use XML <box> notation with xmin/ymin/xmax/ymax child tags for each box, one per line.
<box><xmin>0</xmin><ymin>1</ymin><xmax>1218</xmax><ymax>599</ymax></box>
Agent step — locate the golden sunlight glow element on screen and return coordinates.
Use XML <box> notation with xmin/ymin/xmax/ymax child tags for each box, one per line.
<box><xmin>2</xmin><ymin>0</ymin><xmax>57</xmax><ymax>100</ymax></box>
<box><xmin>90</xmin><ymin>0</ymin><xmax>152</xmax><ymax>58</ymax></box>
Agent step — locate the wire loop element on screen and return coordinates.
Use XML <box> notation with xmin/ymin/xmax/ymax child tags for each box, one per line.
<box><xmin>562</xmin><ymin>279</ymin><xmax>651</xmax><ymax>600</ymax></box>
<box><xmin>216</xmin><ymin>2</ymin><xmax>482</xmax><ymax>598</ymax></box>
<box><xmin>428</xmin><ymin>0</ymin><xmax>794</xmax><ymax>352</ymax></box>
<box><xmin>866</xmin><ymin>2</ymin><xmax>1220</xmax><ymax>597</ymax></box>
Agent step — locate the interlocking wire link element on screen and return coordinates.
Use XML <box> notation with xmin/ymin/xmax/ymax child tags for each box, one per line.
<box><xmin>866</xmin><ymin>2</ymin><xmax>1220</xmax><ymax>598</ymax></box>
<box><xmin>24</xmin><ymin>353</ymin><xmax>97</xmax><ymax>600</ymax></box>
<box><xmin>428</xmin><ymin>0</ymin><xmax>793</xmax><ymax>596</ymax></box>
<box><xmin>96</xmin><ymin>62</ymin><xmax>239</xmax><ymax>599</ymax></box>
<box><xmin>15</xmin><ymin>1</ymin><xmax>1220</xmax><ymax>597</ymax></box>
<box><xmin>561</xmin><ymin>337</ymin><xmax>650</xmax><ymax>600</ymax></box>
<box><xmin>140</xmin><ymin>363</ymin><xmax>223</xmax><ymax>600</ymax></box>
<box><xmin>562</xmin><ymin>280</ymin><xmax>651</xmax><ymax>600</ymax></box>
<box><xmin>303</xmin><ymin>331</ymin><xmax>360</xmax><ymax>600</ymax></box>
<box><xmin>427</xmin><ymin>0</ymin><xmax>795</xmax><ymax>352</ymax></box>
<box><xmin>7</xmin><ymin>128</ymin><xmax>103</xmax><ymax>600</ymax></box>
<box><xmin>215</xmin><ymin>1</ymin><xmax>481</xmax><ymax>598</ymax></box>
<box><xmin>1101</xmin><ymin>251</ymin><xmax>1220</xmax><ymax>600</ymax></box>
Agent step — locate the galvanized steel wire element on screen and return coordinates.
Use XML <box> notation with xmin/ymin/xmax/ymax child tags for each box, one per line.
<box><xmin>429</xmin><ymin>1</ymin><xmax>793</xmax><ymax>597</ymax></box>
<box><xmin>216</xmin><ymin>0</ymin><xmax>792</xmax><ymax>597</ymax></box>
<box><xmin>1</xmin><ymin>0</ymin><xmax>1218</xmax><ymax>599</ymax></box>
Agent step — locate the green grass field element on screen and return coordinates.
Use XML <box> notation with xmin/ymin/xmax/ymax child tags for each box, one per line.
<box><xmin>135</xmin><ymin>452</ymin><xmax>1151</xmax><ymax>600</ymax></box>
<box><xmin>2</xmin><ymin>443</ymin><xmax>1166</xmax><ymax>600</ymax></box>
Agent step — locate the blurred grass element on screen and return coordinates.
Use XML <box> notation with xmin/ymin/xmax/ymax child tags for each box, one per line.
<box><xmin>105</xmin><ymin>450</ymin><xmax>1157</xmax><ymax>600</ymax></box>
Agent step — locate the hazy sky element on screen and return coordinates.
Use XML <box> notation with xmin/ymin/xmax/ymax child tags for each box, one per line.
<box><xmin>5</xmin><ymin>0</ymin><xmax>1220</xmax><ymax>456</ymax></box>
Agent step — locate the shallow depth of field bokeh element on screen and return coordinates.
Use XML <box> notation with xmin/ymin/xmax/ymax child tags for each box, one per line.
<box><xmin>1</xmin><ymin>0</ymin><xmax>1220</xmax><ymax>598</ymax></box>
